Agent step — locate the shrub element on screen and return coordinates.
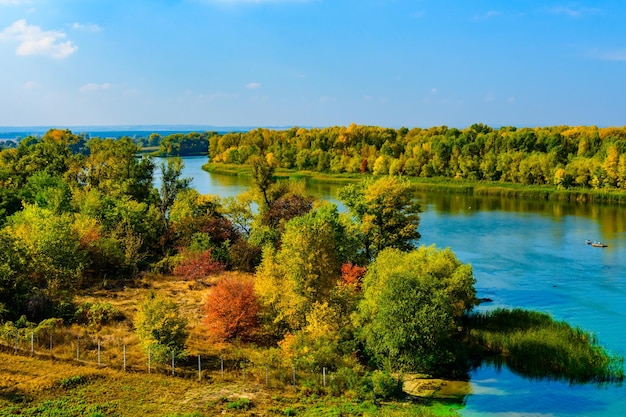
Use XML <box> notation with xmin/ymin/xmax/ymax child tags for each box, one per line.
<box><xmin>74</xmin><ymin>302</ymin><xmax>124</xmax><ymax>327</ymax></box>
<box><xmin>134</xmin><ymin>293</ymin><xmax>189</xmax><ymax>364</ymax></box>
<box><xmin>204</xmin><ymin>276</ymin><xmax>259</xmax><ymax>341</ymax></box>
<box><xmin>173</xmin><ymin>248</ymin><xmax>224</xmax><ymax>281</ymax></box>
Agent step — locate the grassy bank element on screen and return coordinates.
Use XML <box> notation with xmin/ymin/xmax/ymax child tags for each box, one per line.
<box><xmin>0</xmin><ymin>351</ymin><xmax>461</xmax><ymax>417</ymax></box>
<box><xmin>0</xmin><ymin>273</ymin><xmax>462</xmax><ymax>417</ymax></box>
<box><xmin>203</xmin><ymin>163</ymin><xmax>626</xmax><ymax>204</ymax></box>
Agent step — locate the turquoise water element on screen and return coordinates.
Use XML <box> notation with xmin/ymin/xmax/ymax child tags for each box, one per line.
<box><xmin>179</xmin><ymin>156</ymin><xmax>626</xmax><ymax>416</ymax></box>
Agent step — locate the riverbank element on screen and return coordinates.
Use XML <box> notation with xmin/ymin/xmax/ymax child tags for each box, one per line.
<box><xmin>203</xmin><ymin>163</ymin><xmax>626</xmax><ymax>205</ymax></box>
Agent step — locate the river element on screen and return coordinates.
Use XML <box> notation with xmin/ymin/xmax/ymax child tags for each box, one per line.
<box><xmin>177</xmin><ymin>156</ymin><xmax>626</xmax><ymax>416</ymax></box>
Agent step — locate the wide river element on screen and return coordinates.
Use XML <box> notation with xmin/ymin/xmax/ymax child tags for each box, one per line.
<box><xmin>178</xmin><ymin>156</ymin><xmax>626</xmax><ymax>416</ymax></box>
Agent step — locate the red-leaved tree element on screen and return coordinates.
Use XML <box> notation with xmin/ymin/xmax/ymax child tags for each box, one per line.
<box><xmin>173</xmin><ymin>248</ymin><xmax>224</xmax><ymax>281</ymax></box>
<box><xmin>204</xmin><ymin>276</ymin><xmax>259</xmax><ymax>341</ymax></box>
<box><xmin>340</xmin><ymin>262</ymin><xmax>367</xmax><ymax>290</ymax></box>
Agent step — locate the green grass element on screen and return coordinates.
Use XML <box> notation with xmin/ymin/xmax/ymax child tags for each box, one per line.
<box><xmin>0</xmin><ymin>351</ymin><xmax>459</xmax><ymax>416</ymax></box>
<box><xmin>204</xmin><ymin>162</ymin><xmax>626</xmax><ymax>204</ymax></box>
<box><xmin>468</xmin><ymin>308</ymin><xmax>625</xmax><ymax>384</ymax></box>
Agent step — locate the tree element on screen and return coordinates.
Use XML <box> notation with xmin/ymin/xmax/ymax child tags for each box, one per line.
<box><xmin>134</xmin><ymin>293</ymin><xmax>188</xmax><ymax>364</ymax></box>
<box><xmin>249</xmin><ymin>155</ymin><xmax>275</xmax><ymax>209</ymax></box>
<box><xmin>255</xmin><ymin>203</ymin><xmax>353</xmax><ymax>332</ymax></box>
<box><xmin>204</xmin><ymin>276</ymin><xmax>259</xmax><ymax>341</ymax></box>
<box><xmin>356</xmin><ymin>246</ymin><xmax>476</xmax><ymax>374</ymax></box>
<box><xmin>339</xmin><ymin>177</ymin><xmax>421</xmax><ymax>261</ymax></box>
<box><xmin>158</xmin><ymin>158</ymin><xmax>191</xmax><ymax>229</ymax></box>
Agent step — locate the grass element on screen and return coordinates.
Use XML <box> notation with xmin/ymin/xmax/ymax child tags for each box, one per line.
<box><xmin>0</xmin><ymin>272</ymin><xmax>461</xmax><ymax>416</ymax></box>
<box><xmin>467</xmin><ymin>308</ymin><xmax>625</xmax><ymax>384</ymax></box>
<box><xmin>0</xmin><ymin>351</ymin><xmax>456</xmax><ymax>416</ymax></box>
<box><xmin>204</xmin><ymin>162</ymin><xmax>626</xmax><ymax>204</ymax></box>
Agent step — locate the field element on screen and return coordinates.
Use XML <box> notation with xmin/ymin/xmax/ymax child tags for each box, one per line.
<box><xmin>0</xmin><ymin>273</ymin><xmax>462</xmax><ymax>417</ymax></box>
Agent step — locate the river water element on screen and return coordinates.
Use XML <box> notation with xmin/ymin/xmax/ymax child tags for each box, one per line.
<box><xmin>178</xmin><ymin>156</ymin><xmax>626</xmax><ymax>416</ymax></box>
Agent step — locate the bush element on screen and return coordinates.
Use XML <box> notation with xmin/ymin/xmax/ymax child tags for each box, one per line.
<box><xmin>134</xmin><ymin>293</ymin><xmax>188</xmax><ymax>364</ymax></box>
<box><xmin>74</xmin><ymin>302</ymin><xmax>124</xmax><ymax>327</ymax></box>
<box><xmin>371</xmin><ymin>370</ymin><xmax>404</xmax><ymax>400</ymax></box>
<box><xmin>204</xmin><ymin>276</ymin><xmax>259</xmax><ymax>341</ymax></box>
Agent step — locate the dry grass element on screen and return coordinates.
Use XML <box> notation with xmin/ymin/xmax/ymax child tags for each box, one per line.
<box><xmin>0</xmin><ymin>272</ymin><xmax>461</xmax><ymax>416</ymax></box>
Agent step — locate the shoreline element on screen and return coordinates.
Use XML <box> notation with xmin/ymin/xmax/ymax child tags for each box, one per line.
<box><xmin>203</xmin><ymin>162</ymin><xmax>626</xmax><ymax>205</ymax></box>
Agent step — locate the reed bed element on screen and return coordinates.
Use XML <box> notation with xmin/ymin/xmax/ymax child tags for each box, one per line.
<box><xmin>468</xmin><ymin>308</ymin><xmax>625</xmax><ymax>384</ymax></box>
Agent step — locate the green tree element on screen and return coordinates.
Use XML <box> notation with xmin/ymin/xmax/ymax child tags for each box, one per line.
<box><xmin>339</xmin><ymin>177</ymin><xmax>421</xmax><ymax>261</ymax></box>
<box><xmin>134</xmin><ymin>293</ymin><xmax>189</xmax><ymax>364</ymax></box>
<box><xmin>255</xmin><ymin>203</ymin><xmax>353</xmax><ymax>332</ymax></box>
<box><xmin>249</xmin><ymin>154</ymin><xmax>275</xmax><ymax>209</ymax></box>
<box><xmin>158</xmin><ymin>158</ymin><xmax>191</xmax><ymax>229</ymax></box>
<box><xmin>356</xmin><ymin>246</ymin><xmax>476</xmax><ymax>374</ymax></box>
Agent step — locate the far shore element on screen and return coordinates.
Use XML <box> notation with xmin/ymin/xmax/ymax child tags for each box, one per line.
<box><xmin>203</xmin><ymin>162</ymin><xmax>626</xmax><ymax>205</ymax></box>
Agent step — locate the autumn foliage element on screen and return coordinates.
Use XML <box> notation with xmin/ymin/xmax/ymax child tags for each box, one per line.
<box><xmin>173</xmin><ymin>249</ymin><xmax>224</xmax><ymax>281</ymax></box>
<box><xmin>341</xmin><ymin>262</ymin><xmax>366</xmax><ymax>289</ymax></box>
<box><xmin>204</xmin><ymin>276</ymin><xmax>259</xmax><ymax>341</ymax></box>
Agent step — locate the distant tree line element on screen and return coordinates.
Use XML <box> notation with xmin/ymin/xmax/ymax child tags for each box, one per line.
<box><xmin>208</xmin><ymin>123</ymin><xmax>626</xmax><ymax>190</ymax></box>
<box><xmin>136</xmin><ymin>131</ymin><xmax>215</xmax><ymax>156</ymax></box>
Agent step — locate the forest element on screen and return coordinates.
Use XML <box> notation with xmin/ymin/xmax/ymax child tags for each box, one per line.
<box><xmin>208</xmin><ymin>124</ymin><xmax>626</xmax><ymax>191</ymax></box>
<box><xmin>0</xmin><ymin>129</ymin><xmax>623</xmax><ymax>414</ymax></box>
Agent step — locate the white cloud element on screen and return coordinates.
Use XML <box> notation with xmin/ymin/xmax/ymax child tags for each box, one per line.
<box><xmin>201</xmin><ymin>0</ymin><xmax>312</xmax><ymax>4</ymax></box>
<box><xmin>71</xmin><ymin>22</ymin><xmax>102</xmax><ymax>32</ymax></box>
<box><xmin>594</xmin><ymin>50</ymin><xmax>626</xmax><ymax>61</ymax></box>
<box><xmin>22</xmin><ymin>80</ymin><xmax>40</xmax><ymax>90</ymax></box>
<box><xmin>0</xmin><ymin>19</ymin><xmax>78</xmax><ymax>58</ymax></box>
<box><xmin>0</xmin><ymin>0</ymin><xmax>30</xmax><ymax>5</ymax></box>
<box><xmin>546</xmin><ymin>6</ymin><xmax>600</xmax><ymax>18</ymax></box>
<box><xmin>79</xmin><ymin>83</ymin><xmax>111</xmax><ymax>93</ymax></box>
<box><xmin>473</xmin><ymin>10</ymin><xmax>501</xmax><ymax>21</ymax></box>
<box><xmin>246</xmin><ymin>82</ymin><xmax>262</xmax><ymax>89</ymax></box>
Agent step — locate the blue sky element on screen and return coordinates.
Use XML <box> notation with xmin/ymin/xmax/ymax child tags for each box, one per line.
<box><xmin>1</xmin><ymin>0</ymin><xmax>625</xmax><ymax>128</ymax></box>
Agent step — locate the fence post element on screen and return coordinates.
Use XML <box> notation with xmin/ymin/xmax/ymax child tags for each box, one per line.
<box><xmin>97</xmin><ymin>340</ymin><xmax>101</xmax><ymax>367</ymax></box>
<box><xmin>198</xmin><ymin>354</ymin><xmax>201</xmax><ymax>381</ymax></box>
<box><xmin>76</xmin><ymin>336</ymin><xmax>80</xmax><ymax>361</ymax></box>
<box><xmin>14</xmin><ymin>329</ymin><xmax>18</xmax><ymax>353</ymax></box>
<box><xmin>30</xmin><ymin>330</ymin><xmax>34</xmax><ymax>354</ymax></box>
<box><xmin>148</xmin><ymin>346</ymin><xmax>151</xmax><ymax>374</ymax></box>
<box><xmin>49</xmin><ymin>333</ymin><xmax>53</xmax><ymax>357</ymax></box>
<box><xmin>171</xmin><ymin>350</ymin><xmax>175</xmax><ymax>376</ymax></box>
<box><xmin>323</xmin><ymin>367</ymin><xmax>326</xmax><ymax>387</ymax></box>
<box><xmin>123</xmin><ymin>345</ymin><xmax>127</xmax><ymax>371</ymax></box>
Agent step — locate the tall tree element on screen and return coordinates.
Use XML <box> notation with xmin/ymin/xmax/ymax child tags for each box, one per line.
<box><xmin>339</xmin><ymin>177</ymin><xmax>421</xmax><ymax>261</ymax></box>
<box><xmin>158</xmin><ymin>158</ymin><xmax>191</xmax><ymax>229</ymax></box>
<box><xmin>249</xmin><ymin>155</ymin><xmax>275</xmax><ymax>209</ymax></box>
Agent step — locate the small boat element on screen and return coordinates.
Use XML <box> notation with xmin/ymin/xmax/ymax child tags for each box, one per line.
<box><xmin>591</xmin><ymin>242</ymin><xmax>608</xmax><ymax>248</ymax></box>
<box><xmin>585</xmin><ymin>239</ymin><xmax>592</xmax><ymax>245</ymax></box>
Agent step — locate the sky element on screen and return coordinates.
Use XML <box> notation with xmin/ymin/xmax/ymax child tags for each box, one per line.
<box><xmin>0</xmin><ymin>0</ymin><xmax>625</xmax><ymax>129</ymax></box>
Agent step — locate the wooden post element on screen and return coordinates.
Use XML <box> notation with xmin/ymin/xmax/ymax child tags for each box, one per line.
<box><xmin>148</xmin><ymin>346</ymin><xmax>151</xmax><ymax>374</ymax></box>
<box><xmin>323</xmin><ymin>367</ymin><xmax>327</xmax><ymax>387</ymax></box>
<box><xmin>171</xmin><ymin>350</ymin><xmax>175</xmax><ymax>376</ymax></box>
<box><xmin>198</xmin><ymin>354</ymin><xmax>201</xmax><ymax>381</ymax></box>
<box><xmin>30</xmin><ymin>330</ymin><xmax>34</xmax><ymax>354</ymax></box>
<box><xmin>123</xmin><ymin>345</ymin><xmax>127</xmax><ymax>371</ymax></box>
